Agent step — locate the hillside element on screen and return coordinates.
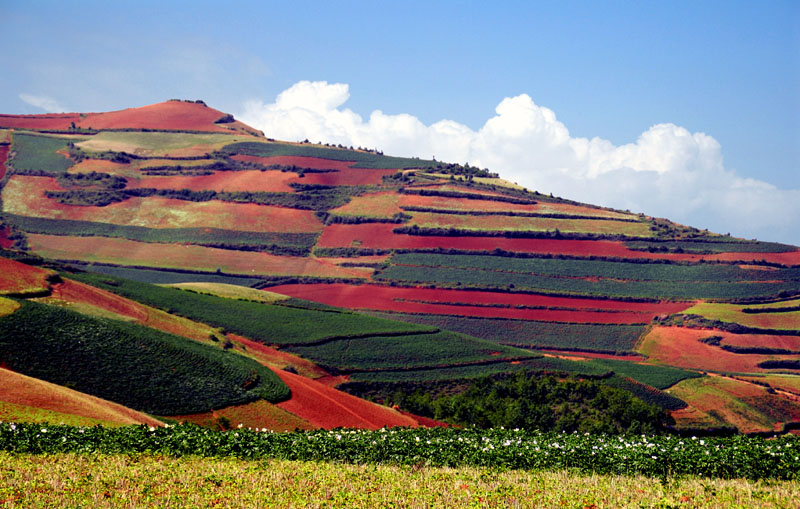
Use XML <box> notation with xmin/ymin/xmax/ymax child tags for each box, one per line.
<box><xmin>0</xmin><ymin>100</ymin><xmax>799</xmax><ymax>434</ymax></box>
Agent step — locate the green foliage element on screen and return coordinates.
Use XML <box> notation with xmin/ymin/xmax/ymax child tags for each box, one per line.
<box><xmin>10</xmin><ymin>133</ymin><xmax>76</xmax><ymax>173</ymax></box>
<box><xmin>220</xmin><ymin>141</ymin><xmax>440</xmax><ymax>169</ymax></box>
<box><xmin>283</xmin><ymin>331</ymin><xmax>535</xmax><ymax>372</ymax></box>
<box><xmin>67</xmin><ymin>272</ymin><xmax>433</xmax><ymax>346</ymax></box>
<box><xmin>71</xmin><ymin>264</ymin><xmax>262</xmax><ymax>286</ymax></box>
<box><xmin>387</xmin><ymin>373</ymin><xmax>670</xmax><ymax>434</ymax></box>
<box><xmin>603</xmin><ymin>376</ymin><xmax>689</xmax><ymax>411</ymax></box>
<box><xmin>2</xmin><ymin>423</ymin><xmax>799</xmax><ymax>479</ymax></box>
<box><xmin>6</xmin><ymin>214</ymin><xmax>317</xmax><ymax>255</ymax></box>
<box><xmin>376</xmin><ymin>253</ymin><xmax>800</xmax><ymax>300</ymax></box>
<box><xmin>583</xmin><ymin>358</ymin><xmax>701</xmax><ymax>390</ymax></box>
<box><xmin>366</xmin><ymin>312</ymin><xmax>646</xmax><ymax>353</ymax></box>
<box><xmin>0</xmin><ymin>301</ymin><xmax>289</xmax><ymax>414</ymax></box>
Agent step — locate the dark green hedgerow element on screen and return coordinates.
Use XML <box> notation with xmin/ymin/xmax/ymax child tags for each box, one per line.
<box><xmin>1</xmin><ymin>423</ymin><xmax>797</xmax><ymax>479</ymax></box>
<box><xmin>0</xmin><ymin>301</ymin><xmax>289</xmax><ymax>414</ymax></box>
<box><xmin>67</xmin><ymin>272</ymin><xmax>433</xmax><ymax>346</ymax></box>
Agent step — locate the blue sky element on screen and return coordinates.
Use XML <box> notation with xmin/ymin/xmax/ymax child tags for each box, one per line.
<box><xmin>1</xmin><ymin>1</ymin><xmax>798</xmax><ymax>243</ymax></box>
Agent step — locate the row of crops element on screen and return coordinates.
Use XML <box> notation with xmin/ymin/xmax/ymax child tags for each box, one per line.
<box><xmin>375</xmin><ymin>253</ymin><xmax>800</xmax><ymax>300</ymax></box>
<box><xmin>0</xmin><ymin>301</ymin><xmax>289</xmax><ymax>415</ymax></box>
<box><xmin>366</xmin><ymin>312</ymin><xmax>646</xmax><ymax>353</ymax></box>
<box><xmin>1</xmin><ymin>423</ymin><xmax>797</xmax><ymax>479</ymax></box>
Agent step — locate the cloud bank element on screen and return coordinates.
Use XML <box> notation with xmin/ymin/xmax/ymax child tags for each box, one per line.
<box><xmin>240</xmin><ymin>81</ymin><xmax>800</xmax><ymax>245</ymax></box>
<box><xmin>19</xmin><ymin>93</ymin><xmax>66</xmax><ymax>113</ymax></box>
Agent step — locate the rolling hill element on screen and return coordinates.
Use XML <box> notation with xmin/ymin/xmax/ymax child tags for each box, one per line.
<box><xmin>1</xmin><ymin>99</ymin><xmax>798</xmax><ymax>434</ymax></box>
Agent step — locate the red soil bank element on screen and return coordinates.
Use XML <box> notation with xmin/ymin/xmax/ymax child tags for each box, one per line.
<box><xmin>0</xmin><ymin>258</ymin><xmax>53</xmax><ymax>295</ymax></box>
<box><xmin>74</xmin><ymin>101</ymin><xmax>249</xmax><ymax>132</ymax></box>
<box><xmin>272</xmin><ymin>368</ymin><xmax>420</xmax><ymax>429</ymax></box>
<box><xmin>127</xmin><ymin>170</ymin><xmax>298</xmax><ymax>193</ymax></box>
<box><xmin>267</xmin><ymin>283</ymin><xmax>689</xmax><ymax>324</ymax></box>
<box><xmin>49</xmin><ymin>279</ymin><xmax>149</xmax><ymax>322</ymax></box>
<box><xmin>0</xmin><ymin>228</ymin><xmax>12</xmax><ymax>249</ymax></box>
<box><xmin>0</xmin><ymin>144</ymin><xmax>9</xmax><ymax>180</ymax></box>
<box><xmin>721</xmin><ymin>334</ymin><xmax>800</xmax><ymax>352</ymax></box>
<box><xmin>0</xmin><ymin>113</ymin><xmax>81</xmax><ymax>130</ymax></box>
<box><xmin>317</xmin><ymin>224</ymin><xmax>800</xmax><ymax>264</ymax></box>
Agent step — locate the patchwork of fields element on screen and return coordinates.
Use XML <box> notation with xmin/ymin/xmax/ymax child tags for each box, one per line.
<box><xmin>1</xmin><ymin>104</ymin><xmax>800</xmax><ymax>437</ymax></box>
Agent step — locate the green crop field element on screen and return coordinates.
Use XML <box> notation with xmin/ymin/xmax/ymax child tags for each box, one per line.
<box><xmin>73</xmin><ymin>264</ymin><xmax>263</xmax><ymax>286</ymax></box>
<box><xmin>376</xmin><ymin>263</ymin><xmax>800</xmax><ymax>301</ymax></box>
<box><xmin>68</xmin><ymin>272</ymin><xmax>434</xmax><ymax>346</ymax></box>
<box><xmin>0</xmin><ymin>301</ymin><xmax>290</xmax><ymax>415</ymax></box>
<box><xmin>366</xmin><ymin>313</ymin><xmax>647</xmax><ymax>353</ymax></box>
<box><xmin>585</xmin><ymin>358</ymin><xmax>702</xmax><ymax>389</ymax></box>
<box><xmin>389</xmin><ymin>252</ymin><xmax>800</xmax><ymax>282</ymax></box>
<box><xmin>5</xmin><ymin>213</ymin><xmax>318</xmax><ymax>255</ymax></box>
<box><xmin>221</xmin><ymin>141</ymin><xmax>440</xmax><ymax>169</ymax></box>
<box><xmin>10</xmin><ymin>133</ymin><xmax>77</xmax><ymax>174</ymax></box>
<box><xmin>625</xmin><ymin>239</ymin><xmax>797</xmax><ymax>254</ymax></box>
<box><xmin>283</xmin><ymin>331</ymin><xmax>536</xmax><ymax>372</ymax></box>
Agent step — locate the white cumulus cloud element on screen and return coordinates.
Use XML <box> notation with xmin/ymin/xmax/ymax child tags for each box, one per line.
<box><xmin>239</xmin><ymin>81</ymin><xmax>800</xmax><ymax>245</ymax></box>
<box><xmin>19</xmin><ymin>93</ymin><xmax>67</xmax><ymax>113</ymax></box>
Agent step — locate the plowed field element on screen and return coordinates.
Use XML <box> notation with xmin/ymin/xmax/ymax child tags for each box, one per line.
<box><xmin>27</xmin><ymin>234</ymin><xmax>372</xmax><ymax>278</ymax></box>
<box><xmin>74</xmin><ymin>102</ymin><xmax>250</xmax><ymax>133</ymax></box>
<box><xmin>290</xmin><ymin>168</ymin><xmax>396</xmax><ymax>187</ymax></box>
<box><xmin>126</xmin><ymin>170</ymin><xmax>298</xmax><ymax>192</ymax></box>
<box><xmin>232</xmin><ymin>154</ymin><xmax>357</xmax><ymax>171</ymax></box>
<box><xmin>407</xmin><ymin>212</ymin><xmax>652</xmax><ymax>236</ymax></box>
<box><xmin>0</xmin><ymin>257</ymin><xmax>54</xmax><ymax>295</ymax></box>
<box><xmin>3</xmin><ymin>176</ymin><xmax>322</xmax><ymax>233</ymax></box>
<box><xmin>638</xmin><ymin>326</ymin><xmax>799</xmax><ymax>373</ymax></box>
<box><xmin>0</xmin><ymin>113</ymin><xmax>80</xmax><ymax>130</ymax></box>
<box><xmin>272</xmin><ymin>368</ymin><xmax>420</xmax><ymax>429</ymax></box>
<box><xmin>267</xmin><ymin>283</ymin><xmax>689</xmax><ymax>324</ymax></box>
<box><xmin>0</xmin><ymin>144</ymin><xmax>9</xmax><ymax>180</ymax></box>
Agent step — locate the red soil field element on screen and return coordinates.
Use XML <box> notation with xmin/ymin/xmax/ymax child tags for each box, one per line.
<box><xmin>227</xmin><ymin>333</ymin><xmax>329</xmax><ymax>379</ymax></box>
<box><xmin>74</xmin><ymin>101</ymin><xmax>252</xmax><ymax>133</ymax></box>
<box><xmin>0</xmin><ymin>113</ymin><xmax>81</xmax><ymax>130</ymax></box>
<box><xmin>290</xmin><ymin>168</ymin><xmax>396</xmax><ymax>187</ymax></box>
<box><xmin>0</xmin><ymin>227</ymin><xmax>12</xmax><ymax>249</ymax></box>
<box><xmin>317</xmin><ymin>223</ymin><xmax>800</xmax><ymax>264</ymax></box>
<box><xmin>126</xmin><ymin>170</ymin><xmax>298</xmax><ymax>193</ymax></box>
<box><xmin>0</xmin><ymin>368</ymin><xmax>163</xmax><ymax>427</ymax></box>
<box><xmin>171</xmin><ymin>400</ymin><xmax>312</xmax><ymax>432</ymax></box>
<box><xmin>0</xmin><ymin>258</ymin><xmax>54</xmax><ymax>295</ymax></box>
<box><xmin>0</xmin><ymin>144</ymin><xmax>9</xmax><ymax>180</ymax></box>
<box><xmin>69</xmin><ymin>158</ymin><xmax>129</xmax><ymax>174</ymax></box>
<box><xmin>232</xmin><ymin>154</ymin><xmax>356</xmax><ymax>171</ymax></box>
<box><xmin>272</xmin><ymin>368</ymin><xmax>421</xmax><ymax>429</ymax></box>
<box><xmin>266</xmin><ymin>283</ymin><xmax>690</xmax><ymax>324</ymax></box>
<box><xmin>721</xmin><ymin>334</ymin><xmax>800</xmax><ymax>352</ymax></box>
<box><xmin>638</xmin><ymin>326</ymin><xmax>799</xmax><ymax>373</ymax></box>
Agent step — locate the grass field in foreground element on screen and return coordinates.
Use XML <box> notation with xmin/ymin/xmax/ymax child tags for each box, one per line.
<box><xmin>0</xmin><ymin>453</ymin><xmax>796</xmax><ymax>508</ymax></box>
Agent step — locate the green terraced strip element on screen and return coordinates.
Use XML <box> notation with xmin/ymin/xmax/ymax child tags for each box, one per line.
<box><xmin>221</xmin><ymin>141</ymin><xmax>440</xmax><ymax>170</ymax></box>
<box><xmin>282</xmin><ymin>331</ymin><xmax>536</xmax><ymax>372</ymax></box>
<box><xmin>10</xmin><ymin>133</ymin><xmax>76</xmax><ymax>174</ymax></box>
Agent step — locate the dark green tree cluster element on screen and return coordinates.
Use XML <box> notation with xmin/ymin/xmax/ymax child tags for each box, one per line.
<box><xmin>388</xmin><ymin>372</ymin><xmax>672</xmax><ymax>434</ymax></box>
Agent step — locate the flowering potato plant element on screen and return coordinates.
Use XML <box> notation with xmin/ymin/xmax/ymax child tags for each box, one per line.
<box><xmin>1</xmin><ymin>422</ymin><xmax>797</xmax><ymax>480</ymax></box>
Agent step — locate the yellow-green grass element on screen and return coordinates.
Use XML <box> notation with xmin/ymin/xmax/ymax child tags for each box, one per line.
<box><xmin>75</xmin><ymin>131</ymin><xmax>239</xmax><ymax>157</ymax></box>
<box><xmin>27</xmin><ymin>234</ymin><xmax>372</xmax><ymax>279</ymax></box>
<box><xmin>0</xmin><ymin>297</ymin><xmax>20</xmax><ymax>317</ymax></box>
<box><xmin>740</xmin><ymin>374</ymin><xmax>800</xmax><ymax>396</ymax></box>
<box><xmin>0</xmin><ymin>368</ymin><xmax>163</xmax><ymax>427</ymax></box>
<box><xmin>329</xmin><ymin>191</ymin><xmax>402</xmax><ymax>218</ymax></box>
<box><xmin>165</xmin><ymin>282</ymin><xmax>288</xmax><ymax>304</ymax></box>
<box><xmin>2</xmin><ymin>175</ymin><xmax>325</xmax><ymax>233</ymax></box>
<box><xmin>667</xmin><ymin>375</ymin><xmax>800</xmax><ymax>434</ymax></box>
<box><xmin>0</xmin><ymin>129</ymin><xmax>11</xmax><ymax>144</ymax></box>
<box><xmin>684</xmin><ymin>301</ymin><xmax>800</xmax><ymax>331</ymax></box>
<box><xmin>171</xmin><ymin>400</ymin><xmax>312</xmax><ymax>432</ymax></box>
<box><xmin>0</xmin><ymin>454</ymin><xmax>796</xmax><ymax>508</ymax></box>
<box><xmin>419</xmin><ymin>172</ymin><xmax>529</xmax><ymax>191</ymax></box>
<box><xmin>408</xmin><ymin>211</ymin><xmax>654</xmax><ymax>236</ymax></box>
